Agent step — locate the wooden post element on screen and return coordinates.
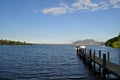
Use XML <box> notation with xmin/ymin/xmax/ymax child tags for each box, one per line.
<box><xmin>77</xmin><ymin>48</ymin><xmax>79</xmax><ymax>54</ymax></box>
<box><xmin>99</xmin><ymin>50</ymin><xmax>101</xmax><ymax>75</ymax></box>
<box><xmin>78</xmin><ymin>48</ymin><xmax>80</xmax><ymax>54</ymax></box>
<box><xmin>89</xmin><ymin>49</ymin><xmax>92</xmax><ymax>60</ymax></box>
<box><xmin>107</xmin><ymin>52</ymin><xmax>110</xmax><ymax>79</ymax></box>
<box><xmin>80</xmin><ymin>48</ymin><xmax>82</xmax><ymax>53</ymax></box>
<box><xmin>82</xmin><ymin>49</ymin><xmax>84</xmax><ymax>53</ymax></box>
<box><xmin>103</xmin><ymin>54</ymin><xmax>106</xmax><ymax>80</ymax></box>
<box><xmin>89</xmin><ymin>49</ymin><xmax>92</xmax><ymax>68</ymax></box>
<box><xmin>107</xmin><ymin>52</ymin><xmax>110</xmax><ymax>62</ymax></box>
<box><xmin>93</xmin><ymin>50</ymin><xmax>96</xmax><ymax>74</ymax></box>
<box><xmin>84</xmin><ymin>48</ymin><xmax>86</xmax><ymax>63</ymax></box>
<box><xmin>99</xmin><ymin>50</ymin><xmax>101</xmax><ymax>58</ymax></box>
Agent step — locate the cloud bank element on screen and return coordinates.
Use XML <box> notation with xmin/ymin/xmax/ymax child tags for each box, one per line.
<box><xmin>41</xmin><ymin>0</ymin><xmax>120</xmax><ymax>15</ymax></box>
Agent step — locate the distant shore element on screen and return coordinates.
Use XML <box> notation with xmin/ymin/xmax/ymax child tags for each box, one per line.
<box><xmin>0</xmin><ymin>39</ymin><xmax>32</xmax><ymax>45</ymax></box>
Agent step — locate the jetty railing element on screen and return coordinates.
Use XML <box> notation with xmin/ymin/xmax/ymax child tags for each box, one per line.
<box><xmin>76</xmin><ymin>48</ymin><xmax>120</xmax><ymax>80</ymax></box>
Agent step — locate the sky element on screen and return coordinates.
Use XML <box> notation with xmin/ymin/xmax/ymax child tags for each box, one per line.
<box><xmin>0</xmin><ymin>0</ymin><xmax>120</xmax><ymax>44</ymax></box>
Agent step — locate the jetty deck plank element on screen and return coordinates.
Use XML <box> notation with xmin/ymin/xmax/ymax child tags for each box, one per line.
<box><xmin>86</xmin><ymin>54</ymin><xmax>120</xmax><ymax>77</ymax></box>
<box><xmin>76</xmin><ymin>48</ymin><xmax>120</xmax><ymax>79</ymax></box>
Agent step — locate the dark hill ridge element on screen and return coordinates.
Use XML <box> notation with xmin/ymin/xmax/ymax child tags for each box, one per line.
<box><xmin>72</xmin><ymin>39</ymin><xmax>104</xmax><ymax>45</ymax></box>
<box><xmin>105</xmin><ymin>33</ymin><xmax>120</xmax><ymax>48</ymax></box>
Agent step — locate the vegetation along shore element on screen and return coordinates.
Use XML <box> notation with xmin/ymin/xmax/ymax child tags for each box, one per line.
<box><xmin>105</xmin><ymin>33</ymin><xmax>120</xmax><ymax>48</ymax></box>
<box><xmin>0</xmin><ymin>39</ymin><xmax>32</xmax><ymax>45</ymax></box>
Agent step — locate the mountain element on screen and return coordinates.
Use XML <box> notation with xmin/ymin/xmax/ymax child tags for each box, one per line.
<box><xmin>105</xmin><ymin>34</ymin><xmax>120</xmax><ymax>48</ymax></box>
<box><xmin>72</xmin><ymin>39</ymin><xmax>104</xmax><ymax>45</ymax></box>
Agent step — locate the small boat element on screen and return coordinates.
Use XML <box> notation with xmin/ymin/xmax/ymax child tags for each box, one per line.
<box><xmin>79</xmin><ymin>45</ymin><xmax>86</xmax><ymax>49</ymax></box>
<box><xmin>75</xmin><ymin>45</ymin><xmax>86</xmax><ymax>50</ymax></box>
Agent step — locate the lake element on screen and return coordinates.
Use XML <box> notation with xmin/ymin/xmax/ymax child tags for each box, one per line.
<box><xmin>0</xmin><ymin>45</ymin><xmax>119</xmax><ymax>80</ymax></box>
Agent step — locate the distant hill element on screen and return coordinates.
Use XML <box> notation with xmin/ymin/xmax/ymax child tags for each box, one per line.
<box><xmin>105</xmin><ymin>34</ymin><xmax>120</xmax><ymax>48</ymax></box>
<box><xmin>72</xmin><ymin>39</ymin><xmax>104</xmax><ymax>45</ymax></box>
<box><xmin>0</xmin><ymin>39</ymin><xmax>32</xmax><ymax>45</ymax></box>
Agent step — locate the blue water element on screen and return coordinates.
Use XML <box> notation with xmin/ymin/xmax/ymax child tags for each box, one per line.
<box><xmin>0</xmin><ymin>45</ymin><xmax>119</xmax><ymax>80</ymax></box>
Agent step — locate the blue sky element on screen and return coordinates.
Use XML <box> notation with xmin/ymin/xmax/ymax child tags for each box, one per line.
<box><xmin>0</xmin><ymin>0</ymin><xmax>120</xmax><ymax>44</ymax></box>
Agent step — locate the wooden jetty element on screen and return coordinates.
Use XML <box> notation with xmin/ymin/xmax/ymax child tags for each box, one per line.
<box><xmin>76</xmin><ymin>47</ymin><xmax>120</xmax><ymax>80</ymax></box>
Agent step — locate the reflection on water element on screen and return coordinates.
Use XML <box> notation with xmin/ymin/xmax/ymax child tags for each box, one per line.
<box><xmin>0</xmin><ymin>45</ymin><xmax>119</xmax><ymax>80</ymax></box>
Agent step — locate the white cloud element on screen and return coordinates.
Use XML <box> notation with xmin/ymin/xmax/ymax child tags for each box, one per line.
<box><xmin>110</xmin><ymin>0</ymin><xmax>120</xmax><ymax>8</ymax></box>
<box><xmin>42</xmin><ymin>7</ymin><xmax>66</xmax><ymax>15</ymax></box>
<box><xmin>41</xmin><ymin>0</ymin><xmax>120</xmax><ymax>15</ymax></box>
<box><xmin>72</xmin><ymin>0</ymin><xmax>99</xmax><ymax>11</ymax></box>
<box><xmin>42</xmin><ymin>3</ymin><xmax>69</xmax><ymax>15</ymax></box>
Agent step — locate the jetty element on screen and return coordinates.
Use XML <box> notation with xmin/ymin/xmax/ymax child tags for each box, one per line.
<box><xmin>76</xmin><ymin>47</ymin><xmax>120</xmax><ymax>80</ymax></box>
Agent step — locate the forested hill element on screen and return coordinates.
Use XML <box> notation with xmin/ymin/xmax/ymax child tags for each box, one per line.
<box><xmin>105</xmin><ymin>34</ymin><xmax>120</xmax><ymax>48</ymax></box>
<box><xmin>0</xmin><ymin>39</ymin><xmax>32</xmax><ymax>45</ymax></box>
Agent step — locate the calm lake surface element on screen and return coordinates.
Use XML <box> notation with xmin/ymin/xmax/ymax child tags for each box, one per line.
<box><xmin>0</xmin><ymin>45</ymin><xmax>119</xmax><ymax>80</ymax></box>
